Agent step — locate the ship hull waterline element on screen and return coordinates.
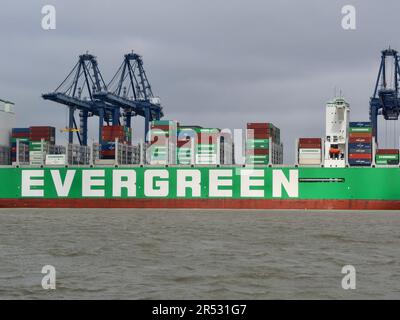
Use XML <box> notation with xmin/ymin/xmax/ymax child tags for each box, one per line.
<box><xmin>1</xmin><ymin>198</ymin><xmax>400</xmax><ymax>210</ymax></box>
<box><xmin>0</xmin><ymin>166</ymin><xmax>400</xmax><ymax>210</ymax></box>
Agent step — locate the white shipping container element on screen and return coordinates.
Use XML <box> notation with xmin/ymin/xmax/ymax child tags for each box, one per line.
<box><xmin>46</xmin><ymin>154</ymin><xmax>66</xmax><ymax>165</ymax></box>
<box><xmin>299</xmin><ymin>153</ymin><xmax>321</xmax><ymax>160</ymax></box>
<box><xmin>196</xmin><ymin>154</ymin><xmax>217</xmax><ymax>162</ymax></box>
<box><xmin>299</xmin><ymin>159</ymin><xmax>321</xmax><ymax>165</ymax></box>
<box><xmin>299</xmin><ymin>148</ymin><xmax>321</xmax><ymax>154</ymax></box>
<box><xmin>149</xmin><ymin>159</ymin><xmax>168</xmax><ymax>165</ymax></box>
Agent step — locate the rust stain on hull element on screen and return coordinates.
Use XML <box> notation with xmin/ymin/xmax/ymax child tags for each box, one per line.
<box><xmin>1</xmin><ymin>199</ymin><xmax>400</xmax><ymax>210</ymax></box>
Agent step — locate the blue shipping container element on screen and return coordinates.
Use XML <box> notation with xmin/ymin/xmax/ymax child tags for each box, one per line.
<box><xmin>12</xmin><ymin>128</ymin><xmax>30</xmax><ymax>133</ymax></box>
<box><xmin>101</xmin><ymin>142</ymin><xmax>116</xmax><ymax>151</ymax></box>
<box><xmin>348</xmin><ymin>159</ymin><xmax>372</xmax><ymax>165</ymax></box>
<box><xmin>349</xmin><ymin>148</ymin><xmax>372</xmax><ymax>154</ymax></box>
<box><xmin>348</xmin><ymin>143</ymin><xmax>372</xmax><ymax>150</ymax></box>
<box><xmin>349</xmin><ymin>122</ymin><xmax>372</xmax><ymax>128</ymax></box>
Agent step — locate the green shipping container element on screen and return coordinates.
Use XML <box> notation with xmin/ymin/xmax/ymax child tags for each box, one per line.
<box><xmin>246</xmin><ymin>155</ymin><xmax>269</xmax><ymax>160</ymax></box>
<box><xmin>349</xmin><ymin>127</ymin><xmax>372</xmax><ymax>133</ymax></box>
<box><xmin>376</xmin><ymin>154</ymin><xmax>399</xmax><ymax>160</ymax></box>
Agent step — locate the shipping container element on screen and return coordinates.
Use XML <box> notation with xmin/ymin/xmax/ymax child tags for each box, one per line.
<box><xmin>376</xmin><ymin>149</ymin><xmax>399</xmax><ymax>155</ymax></box>
<box><xmin>349</xmin><ymin>137</ymin><xmax>372</xmax><ymax>143</ymax></box>
<box><xmin>349</xmin><ymin>122</ymin><xmax>372</xmax><ymax>128</ymax></box>
<box><xmin>348</xmin><ymin>153</ymin><xmax>372</xmax><ymax>160</ymax></box>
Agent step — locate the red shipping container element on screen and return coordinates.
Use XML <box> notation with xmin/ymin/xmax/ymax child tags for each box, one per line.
<box><xmin>348</xmin><ymin>132</ymin><xmax>373</xmax><ymax>138</ymax></box>
<box><xmin>246</xmin><ymin>149</ymin><xmax>269</xmax><ymax>155</ymax></box>
<box><xmin>298</xmin><ymin>143</ymin><xmax>321</xmax><ymax>148</ymax></box>
<box><xmin>349</xmin><ymin>137</ymin><xmax>372</xmax><ymax>143</ymax></box>
<box><xmin>12</xmin><ymin>133</ymin><xmax>30</xmax><ymax>138</ymax></box>
<box><xmin>348</xmin><ymin>153</ymin><xmax>372</xmax><ymax>159</ymax></box>
<box><xmin>151</xmin><ymin>125</ymin><xmax>171</xmax><ymax>131</ymax></box>
<box><xmin>299</xmin><ymin>138</ymin><xmax>321</xmax><ymax>144</ymax></box>
<box><xmin>247</xmin><ymin>132</ymin><xmax>270</xmax><ymax>139</ymax></box>
<box><xmin>376</xmin><ymin>149</ymin><xmax>399</xmax><ymax>155</ymax></box>
<box><xmin>247</xmin><ymin>123</ymin><xmax>271</xmax><ymax>129</ymax></box>
<box><xmin>150</xmin><ymin>135</ymin><xmax>168</xmax><ymax>146</ymax></box>
<box><xmin>101</xmin><ymin>150</ymin><xmax>115</xmax><ymax>156</ymax></box>
<box><xmin>177</xmin><ymin>140</ymin><xmax>192</xmax><ymax>148</ymax></box>
<box><xmin>103</xmin><ymin>125</ymin><xmax>124</xmax><ymax>130</ymax></box>
<box><xmin>197</xmin><ymin>133</ymin><xmax>219</xmax><ymax>144</ymax></box>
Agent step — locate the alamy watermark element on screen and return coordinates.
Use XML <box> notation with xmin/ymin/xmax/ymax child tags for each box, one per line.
<box><xmin>341</xmin><ymin>265</ymin><xmax>356</xmax><ymax>290</ymax></box>
<box><xmin>41</xmin><ymin>265</ymin><xmax>56</xmax><ymax>290</ymax></box>
<box><xmin>341</xmin><ymin>5</ymin><xmax>356</xmax><ymax>30</ymax></box>
<box><xmin>41</xmin><ymin>5</ymin><xmax>56</xmax><ymax>30</ymax></box>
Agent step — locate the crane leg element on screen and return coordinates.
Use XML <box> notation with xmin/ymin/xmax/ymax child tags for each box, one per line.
<box><xmin>68</xmin><ymin>107</ymin><xmax>75</xmax><ymax>144</ymax></box>
<box><xmin>370</xmin><ymin>102</ymin><xmax>379</xmax><ymax>142</ymax></box>
<box><xmin>80</xmin><ymin>110</ymin><xmax>88</xmax><ymax>146</ymax></box>
<box><xmin>144</xmin><ymin>108</ymin><xmax>150</xmax><ymax>142</ymax></box>
<box><xmin>99</xmin><ymin>109</ymin><xmax>104</xmax><ymax>146</ymax></box>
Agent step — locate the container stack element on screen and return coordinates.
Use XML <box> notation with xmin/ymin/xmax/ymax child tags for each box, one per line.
<box><xmin>29</xmin><ymin>126</ymin><xmax>56</xmax><ymax>165</ymax></box>
<box><xmin>298</xmin><ymin>138</ymin><xmax>322</xmax><ymax>165</ymax></box>
<box><xmin>195</xmin><ymin>128</ymin><xmax>220</xmax><ymax>165</ymax></box>
<box><xmin>10</xmin><ymin>128</ymin><xmax>30</xmax><ymax>163</ymax></box>
<box><xmin>101</xmin><ymin>125</ymin><xmax>132</xmax><ymax>159</ymax></box>
<box><xmin>375</xmin><ymin>149</ymin><xmax>399</xmax><ymax>165</ymax></box>
<box><xmin>149</xmin><ymin>120</ymin><xmax>178</xmax><ymax>165</ymax></box>
<box><xmin>245</xmin><ymin>123</ymin><xmax>282</xmax><ymax>165</ymax></box>
<box><xmin>0</xmin><ymin>146</ymin><xmax>10</xmax><ymax>165</ymax></box>
<box><xmin>220</xmin><ymin>131</ymin><xmax>234</xmax><ymax>165</ymax></box>
<box><xmin>348</xmin><ymin>122</ymin><xmax>372</xmax><ymax>166</ymax></box>
<box><xmin>176</xmin><ymin>127</ymin><xmax>197</xmax><ymax>165</ymax></box>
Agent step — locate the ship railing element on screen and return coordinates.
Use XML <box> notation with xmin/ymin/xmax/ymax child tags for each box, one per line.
<box><xmin>66</xmin><ymin>144</ymin><xmax>91</xmax><ymax>166</ymax></box>
<box><xmin>13</xmin><ymin>140</ymin><xmax>29</xmax><ymax>166</ymax></box>
<box><xmin>0</xmin><ymin>145</ymin><xmax>11</xmax><ymax>165</ymax></box>
<box><xmin>115</xmin><ymin>141</ymin><xmax>138</xmax><ymax>165</ymax></box>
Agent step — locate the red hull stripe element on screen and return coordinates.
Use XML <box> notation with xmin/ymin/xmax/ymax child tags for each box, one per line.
<box><xmin>1</xmin><ymin>199</ymin><xmax>400</xmax><ymax>210</ymax></box>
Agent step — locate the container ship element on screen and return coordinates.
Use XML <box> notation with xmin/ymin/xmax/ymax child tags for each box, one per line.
<box><xmin>0</xmin><ymin>49</ymin><xmax>400</xmax><ymax>210</ymax></box>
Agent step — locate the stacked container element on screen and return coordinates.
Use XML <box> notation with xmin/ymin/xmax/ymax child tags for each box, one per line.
<box><xmin>195</xmin><ymin>128</ymin><xmax>220</xmax><ymax>165</ymax></box>
<box><xmin>10</xmin><ymin>128</ymin><xmax>30</xmax><ymax>163</ymax></box>
<box><xmin>375</xmin><ymin>149</ymin><xmax>399</xmax><ymax>165</ymax></box>
<box><xmin>29</xmin><ymin>126</ymin><xmax>56</xmax><ymax>165</ymax></box>
<box><xmin>149</xmin><ymin>120</ymin><xmax>178</xmax><ymax>165</ymax></box>
<box><xmin>298</xmin><ymin>138</ymin><xmax>322</xmax><ymax>165</ymax></box>
<box><xmin>0</xmin><ymin>146</ymin><xmax>10</xmax><ymax>165</ymax></box>
<box><xmin>176</xmin><ymin>127</ymin><xmax>196</xmax><ymax>165</ymax></box>
<box><xmin>348</xmin><ymin>122</ymin><xmax>372</xmax><ymax>166</ymax></box>
<box><xmin>101</xmin><ymin>125</ymin><xmax>132</xmax><ymax>159</ymax></box>
<box><xmin>245</xmin><ymin>123</ymin><xmax>282</xmax><ymax>165</ymax></box>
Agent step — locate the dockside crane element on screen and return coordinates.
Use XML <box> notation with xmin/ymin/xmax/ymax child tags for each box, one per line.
<box><xmin>370</xmin><ymin>48</ymin><xmax>400</xmax><ymax>142</ymax></box>
<box><xmin>42</xmin><ymin>53</ymin><xmax>120</xmax><ymax>145</ymax></box>
<box><xmin>94</xmin><ymin>52</ymin><xmax>163</xmax><ymax>141</ymax></box>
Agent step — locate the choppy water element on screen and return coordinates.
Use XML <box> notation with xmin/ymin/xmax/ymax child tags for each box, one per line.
<box><xmin>1</xmin><ymin>209</ymin><xmax>400</xmax><ymax>299</ymax></box>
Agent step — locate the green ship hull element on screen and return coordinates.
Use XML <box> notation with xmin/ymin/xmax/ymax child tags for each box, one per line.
<box><xmin>0</xmin><ymin>166</ymin><xmax>399</xmax><ymax>209</ymax></box>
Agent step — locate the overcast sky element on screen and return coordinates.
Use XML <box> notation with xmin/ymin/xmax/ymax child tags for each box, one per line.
<box><xmin>0</xmin><ymin>0</ymin><xmax>399</xmax><ymax>162</ymax></box>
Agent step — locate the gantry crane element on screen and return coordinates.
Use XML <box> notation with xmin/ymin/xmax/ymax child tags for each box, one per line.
<box><xmin>42</xmin><ymin>53</ymin><xmax>120</xmax><ymax>145</ymax></box>
<box><xmin>93</xmin><ymin>52</ymin><xmax>163</xmax><ymax>141</ymax></box>
<box><xmin>370</xmin><ymin>48</ymin><xmax>400</xmax><ymax>142</ymax></box>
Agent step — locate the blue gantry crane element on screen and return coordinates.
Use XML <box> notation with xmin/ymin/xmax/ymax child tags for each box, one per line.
<box><xmin>93</xmin><ymin>52</ymin><xmax>163</xmax><ymax>141</ymax></box>
<box><xmin>42</xmin><ymin>53</ymin><xmax>120</xmax><ymax>145</ymax></box>
<box><xmin>370</xmin><ymin>48</ymin><xmax>400</xmax><ymax>142</ymax></box>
